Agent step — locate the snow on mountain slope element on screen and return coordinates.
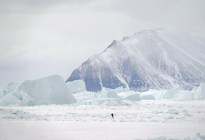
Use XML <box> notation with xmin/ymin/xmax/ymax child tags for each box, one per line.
<box><xmin>67</xmin><ymin>28</ymin><xmax>205</xmax><ymax>92</ymax></box>
<box><xmin>0</xmin><ymin>75</ymin><xmax>76</xmax><ymax>106</ymax></box>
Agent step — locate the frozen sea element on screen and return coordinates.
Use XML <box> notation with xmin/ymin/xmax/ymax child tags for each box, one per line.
<box><xmin>1</xmin><ymin>100</ymin><xmax>205</xmax><ymax>140</ymax></box>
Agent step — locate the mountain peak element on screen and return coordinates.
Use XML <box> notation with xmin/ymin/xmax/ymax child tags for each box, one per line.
<box><xmin>107</xmin><ymin>40</ymin><xmax>121</xmax><ymax>48</ymax></box>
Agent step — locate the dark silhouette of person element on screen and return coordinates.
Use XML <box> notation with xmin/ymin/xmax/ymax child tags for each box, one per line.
<box><xmin>111</xmin><ymin>113</ymin><xmax>114</xmax><ymax>118</ymax></box>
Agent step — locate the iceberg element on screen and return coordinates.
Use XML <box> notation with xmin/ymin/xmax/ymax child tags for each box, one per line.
<box><xmin>193</xmin><ymin>83</ymin><xmax>205</xmax><ymax>100</ymax></box>
<box><xmin>140</xmin><ymin>94</ymin><xmax>155</xmax><ymax>100</ymax></box>
<box><xmin>66</xmin><ymin>80</ymin><xmax>86</xmax><ymax>94</ymax></box>
<box><xmin>125</xmin><ymin>93</ymin><xmax>141</xmax><ymax>101</ymax></box>
<box><xmin>0</xmin><ymin>75</ymin><xmax>76</xmax><ymax>106</ymax></box>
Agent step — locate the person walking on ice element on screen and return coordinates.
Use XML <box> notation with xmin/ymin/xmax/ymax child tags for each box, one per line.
<box><xmin>111</xmin><ymin>113</ymin><xmax>114</xmax><ymax>118</ymax></box>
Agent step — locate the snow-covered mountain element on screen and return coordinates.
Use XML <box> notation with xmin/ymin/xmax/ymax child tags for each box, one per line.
<box><xmin>67</xmin><ymin>28</ymin><xmax>205</xmax><ymax>92</ymax></box>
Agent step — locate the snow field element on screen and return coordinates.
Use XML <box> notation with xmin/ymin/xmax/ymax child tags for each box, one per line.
<box><xmin>1</xmin><ymin>101</ymin><xmax>205</xmax><ymax>123</ymax></box>
<box><xmin>0</xmin><ymin>121</ymin><xmax>204</xmax><ymax>140</ymax></box>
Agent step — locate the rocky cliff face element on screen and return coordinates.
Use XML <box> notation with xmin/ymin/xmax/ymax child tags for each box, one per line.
<box><xmin>67</xmin><ymin>29</ymin><xmax>205</xmax><ymax>92</ymax></box>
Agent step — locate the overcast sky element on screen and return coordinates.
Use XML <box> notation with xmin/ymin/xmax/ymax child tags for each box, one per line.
<box><xmin>0</xmin><ymin>0</ymin><xmax>205</xmax><ymax>84</ymax></box>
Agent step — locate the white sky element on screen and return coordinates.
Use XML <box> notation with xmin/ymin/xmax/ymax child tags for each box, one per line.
<box><xmin>0</xmin><ymin>0</ymin><xmax>205</xmax><ymax>84</ymax></box>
